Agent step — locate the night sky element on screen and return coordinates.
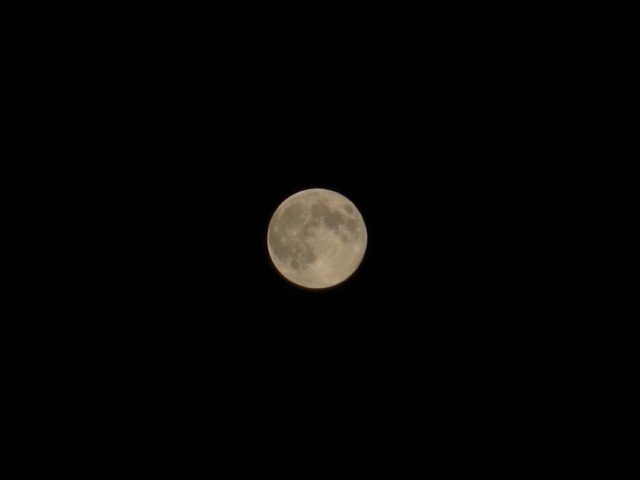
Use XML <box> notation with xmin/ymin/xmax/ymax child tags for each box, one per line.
<box><xmin>36</xmin><ymin>8</ymin><xmax>565</xmax><ymax>466</ymax></box>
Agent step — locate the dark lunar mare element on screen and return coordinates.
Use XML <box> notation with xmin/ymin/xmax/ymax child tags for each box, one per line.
<box><xmin>311</xmin><ymin>202</ymin><xmax>347</xmax><ymax>231</ymax></box>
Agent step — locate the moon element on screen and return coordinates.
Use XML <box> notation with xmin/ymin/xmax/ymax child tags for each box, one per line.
<box><xmin>267</xmin><ymin>188</ymin><xmax>367</xmax><ymax>289</ymax></box>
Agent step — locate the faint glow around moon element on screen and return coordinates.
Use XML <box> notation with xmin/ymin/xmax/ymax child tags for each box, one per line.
<box><xmin>267</xmin><ymin>188</ymin><xmax>367</xmax><ymax>289</ymax></box>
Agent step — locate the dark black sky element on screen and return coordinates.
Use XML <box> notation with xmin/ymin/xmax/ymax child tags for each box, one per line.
<box><xmin>99</xmin><ymin>112</ymin><xmax>540</xmax><ymax>383</ymax></box>
<box><xmin>67</xmin><ymin>12</ymin><xmax>551</xmax><ymax>382</ymax></box>
<box><xmin>39</xmin><ymin>10</ymin><xmax>567</xmax><ymax>462</ymax></box>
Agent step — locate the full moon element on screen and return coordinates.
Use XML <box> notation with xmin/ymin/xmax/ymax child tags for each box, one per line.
<box><xmin>267</xmin><ymin>188</ymin><xmax>367</xmax><ymax>289</ymax></box>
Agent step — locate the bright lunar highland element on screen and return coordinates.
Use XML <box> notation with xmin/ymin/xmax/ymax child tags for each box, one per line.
<box><xmin>267</xmin><ymin>188</ymin><xmax>367</xmax><ymax>289</ymax></box>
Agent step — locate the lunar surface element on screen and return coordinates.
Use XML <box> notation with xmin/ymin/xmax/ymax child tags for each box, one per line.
<box><xmin>267</xmin><ymin>188</ymin><xmax>367</xmax><ymax>289</ymax></box>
